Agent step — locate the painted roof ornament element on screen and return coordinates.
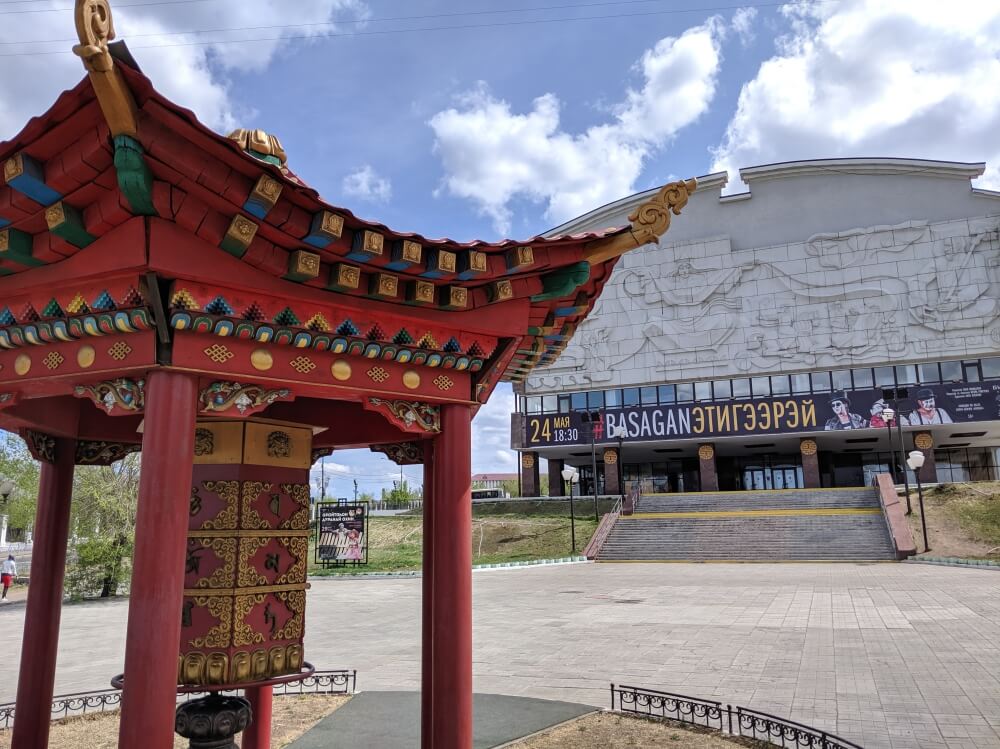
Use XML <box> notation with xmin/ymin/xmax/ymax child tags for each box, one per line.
<box><xmin>583</xmin><ymin>177</ymin><xmax>698</xmax><ymax>264</ymax></box>
<box><xmin>71</xmin><ymin>0</ymin><xmax>138</xmax><ymax>136</ymax></box>
<box><xmin>227</xmin><ymin>129</ymin><xmax>288</xmax><ymax>167</ymax></box>
<box><xmin>72</xmin><ymin>0</ymin><xmax>115</xmax><ymax>73</ymax></box>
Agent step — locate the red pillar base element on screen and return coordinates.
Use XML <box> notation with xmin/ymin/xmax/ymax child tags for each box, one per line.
<box><xmin>243</xmin><ymin>685</ymin><xmax>273</xmax><ymax>749</ymax></box>
<box><xmin>430</xmin><ymin>404</ymin><xmax>473</xmax><ymax>749</ymax></box>
<box><xmin>421</xmin><ymin>444</ymin><xmax>435</xmax><ymax>749</ymax></box>
<box><xmin>11</xmin><ymin>436</ymin><xmax>75</xmax><ymax>749</ymax></box>
<box><xmin>118</xmin><ymin>371</ymin><xmax>198</xmax><ymax>749</ymax></box>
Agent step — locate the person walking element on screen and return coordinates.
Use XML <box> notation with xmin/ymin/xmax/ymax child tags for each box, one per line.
<box><xmin>1</xmin><ymin>554</ymin><xmax>16</xmax><ymax>600</ymax></box>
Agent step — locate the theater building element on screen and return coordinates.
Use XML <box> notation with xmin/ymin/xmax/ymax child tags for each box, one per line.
<box><xmin>512</xmin><ymin>159</ymin><xmax>1000</xmax><ymax>496</ymax></box>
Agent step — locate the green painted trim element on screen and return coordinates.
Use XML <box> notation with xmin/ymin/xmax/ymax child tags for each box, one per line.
<box><xmin>219</xmin><ymin>237</ymin><xmax>249</xmax><ymax>258</ymax></box>
<box><xmin>49</xmin><ymin>204</ymin><xmax>95</xmax><ymax>248</ymax></box>
<box><xmin>0</xmin><ymin>228</ymin><xmax>44</xmax><ymax>267</ymax></box>
<box><xmin>113</xmin><ymin>135</ymin><xmax>158</xmax><ymax>217</ymax></box>
<box><xmin>530</xmin><ymin>261</ymin><xmax>590</xmax><ymax>302</ymax></box>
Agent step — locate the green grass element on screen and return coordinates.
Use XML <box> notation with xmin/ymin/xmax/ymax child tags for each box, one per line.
<box><xmin>309</xmin><ymin>514</ymin><xmax>598</xmax><ymax>575</ymax></box>
<box><xmin>919</xmin><ymin>482</ymin><xmax>1000</xmax><ymax>554</ymax></box>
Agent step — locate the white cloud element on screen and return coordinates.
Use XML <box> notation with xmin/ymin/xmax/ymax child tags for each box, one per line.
<box><xmin>712</xmin><ymin>0</ymin><xmax>1000</xmax><ymax>189</ymax></box>
<box><xmin>731</xmin><ymin>7</ymin><xmax>758</xmax><ymax>47</ymax></box>
<box><xmin>342</xmin><ymin>165</ymin><xmax>392</xmax><ymax>203</ymax></box>
<box><xmin>0</xmin><ymin>0</ymin><xmax>366</xmax><ymax>138</ymax></box>
<box><xmin>471</xmin><ymin>383</ymin><xmax>518</xmax><ymax>474</ymax></box>
<box><xmin>429</xmin><ymin>18</ymin><xmax>726</xmax><ymax>234</ymax></box>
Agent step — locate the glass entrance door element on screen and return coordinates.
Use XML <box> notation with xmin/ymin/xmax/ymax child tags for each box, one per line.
<box><xmin>738</xmin><ymin>457</ymin><xmax>804</xmax><ymax>491</ymax></box>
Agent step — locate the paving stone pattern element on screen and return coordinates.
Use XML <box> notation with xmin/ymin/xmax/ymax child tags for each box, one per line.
<box><xmin>1</xmin><ymin>564</ymin><xmax>998</xmax><ymax>748</ymax></box>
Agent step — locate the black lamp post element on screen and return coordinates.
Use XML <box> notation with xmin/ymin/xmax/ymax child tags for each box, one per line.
<box><xmin>883</xmin><ymin>388</ymin><xmax>913</xmax><ymax>515</ymax></box>
<box><xmin>581</xmin><ymin>411</ymin><xmax>602</xmax><ymax>522</ymax></box>
<box><xmin>561</xmin><ymin>466</ymin><xmax>579</xmax><ymax>553</ymax></box>
<box><xmin>906</xmin><ymin>450</ymin><xmax>931</xmax><ymax>553</ymax></box>
<box><xmin>614</xmin><ymin>425</ymin><xmax>627</xmax><ymax>504</ymax></box>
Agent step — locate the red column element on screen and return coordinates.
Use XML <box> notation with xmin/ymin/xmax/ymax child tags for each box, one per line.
<box><xmin>243</xmin><ymin>685</ymin><xmax>273</xmax><ymax>749</ymax></box>
<box><xmin>11</xmin><ymin>437</ymin><xmax>75</xmax><ymax>749</ymax></box>
<box><xmin>118</xmin><ymin>371</ymin><xmax>198</xmax><ymax>749</ymax></box>
<box><xmin>431</xmin><ymin>405</ymin><xmax>473</xmax><ymax>749</ymax></box>
<box><xmin>421</xmin><ymin>442</ymin><xmax>435</xmax><ymax>749</ymax></box>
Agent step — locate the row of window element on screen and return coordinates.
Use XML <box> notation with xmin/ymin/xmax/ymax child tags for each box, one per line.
<box><xmin>521</xmin><ymin>358</ymin><xmax>1000</xmax><ymax>414</ymax></box>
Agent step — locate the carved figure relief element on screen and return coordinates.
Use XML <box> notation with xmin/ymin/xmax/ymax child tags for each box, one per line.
<box><xmin>266</xmin><ymin>431</ymin><xmax>292</xmax><ymax>458</ymax></box>
<box><xmin>525</xmin><ymin>214</ymin><xmax>1000</xmax><ymax>391</ymax></box>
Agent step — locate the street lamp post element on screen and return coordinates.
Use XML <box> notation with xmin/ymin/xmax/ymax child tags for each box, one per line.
<box><xmin>881</xmin><ymin>405</ymin><xmax>912</xmax><ymax>515</ymax></box>
<box><xmin>883</xmin><ymin>388</ymin><xmax>913</xmax><ymax>514</ymax></box>
<box><xmin>613</xmin><ymin>426</ymin><xmax>627</xmax><ymax>505</ymax></box>
<box><xmin>581</xmin><ymin>411</ymin><xmax>602</xmax><ymax>523</ymax></box>
<box><xmin>561</xmin><ymin>466</ymin><xmax>579</xmax><ymax>553</ymax></box>
<box><xmin>906</xmin><ymin>450</ymin><xmax>931</xmax><ymax>553</ymax></box>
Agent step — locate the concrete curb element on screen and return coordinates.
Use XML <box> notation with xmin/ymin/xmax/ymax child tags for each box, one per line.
<box><xmin>308</xmin><ymin>556</ymin><xmax>591</xmax><ymax>580</ymax></box>
<box><xmin>904</xmin><ymin>556</ymin><xmax>1000</xmax><ymax>569</ymax></box>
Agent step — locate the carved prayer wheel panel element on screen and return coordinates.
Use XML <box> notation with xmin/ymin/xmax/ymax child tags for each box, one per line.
<box><xmin>179</xmin><ymin>419</ymin><xmax>312</xmax><ymax>686</ymax></box>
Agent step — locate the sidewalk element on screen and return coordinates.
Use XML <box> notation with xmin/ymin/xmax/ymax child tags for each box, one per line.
<box><xmin>287</xmin><ymin>692</ymin><xmax>594</xmax><ymax>749</ymax></box>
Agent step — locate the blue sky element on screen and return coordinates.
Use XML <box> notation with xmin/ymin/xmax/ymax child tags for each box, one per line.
<box><xmin>3</xmin><ymin>0</ymin><xmax>1000</xmax><ymax>498</ymax></box>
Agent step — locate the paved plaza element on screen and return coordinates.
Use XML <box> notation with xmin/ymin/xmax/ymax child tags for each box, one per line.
<box><xmin>1</xmin><ymin>563</ymin><xmax>998</xmax><ymax>748</ymax></box>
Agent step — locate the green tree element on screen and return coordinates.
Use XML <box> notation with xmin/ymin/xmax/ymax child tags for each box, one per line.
<box><xmin>0</xmin><ymin>432</ymin><xmax>40</xmax><ymax>535</ymax></box>
<box><xmin>381</xmin><ymin>479</ymin><xmax>418</xmax><ymax>507</ymax></box>
<box><xmin>65</xmin><ymin>453</ymin><xmax>141</xmax><ymax>599</ymax></box>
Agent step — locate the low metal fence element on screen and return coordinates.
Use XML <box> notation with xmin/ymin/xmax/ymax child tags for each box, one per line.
<box><xmin>0</xmin><ymin>669</ymin><xmax>356</xmax><ymax>730</ymax></box>
<box><xmin>611</xmin><ymin>684</ymin><xmax>864</xmax><ymax>749</ymax></box>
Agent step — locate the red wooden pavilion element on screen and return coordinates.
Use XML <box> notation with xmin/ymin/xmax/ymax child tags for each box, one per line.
<box><xmin>0</xmin><ymin>2</ymin><xmax>695</xmax><ymax>747</ymax></box>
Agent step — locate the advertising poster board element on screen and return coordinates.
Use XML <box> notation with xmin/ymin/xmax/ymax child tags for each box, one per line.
<box><xmin>524</xmin><ymin>382</ymin><xmax>1000</xmax><ymax>447</ymax></box>
<box><xmin>316</xmin><ymin>502</ymin><xmax>368</xmax><ymax>567</ymax></box>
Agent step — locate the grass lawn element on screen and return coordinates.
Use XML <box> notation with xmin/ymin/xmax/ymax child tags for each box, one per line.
<box><xmin>309</xmin><ymin>514</ymin><xmax>598</xmax><ymax>575</ymax></box>
<box><xmin>906</xmin><ymin>482</ymin><xmax>1000</xmax><ymax>559</ymax></box>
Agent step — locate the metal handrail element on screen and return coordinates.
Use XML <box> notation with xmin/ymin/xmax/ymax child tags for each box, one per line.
<box><xmin>611</xmin><ymin>683</ymin><xmax>865</xmax><ymax>748</ymax></box>
<box><xmin>0</xmin><ymin>669</ymin><xmax>357</xmax><ymax>730</ymax></box>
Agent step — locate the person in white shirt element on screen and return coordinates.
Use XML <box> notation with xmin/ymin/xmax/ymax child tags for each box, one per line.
<box><xmin>1</xmin><ymin>555</ymin><xmax>16</xmax><ymax>600</ymax></box>
<box><xmin>903</xmin><ymin>388</ymin><xmax>953</xmax><ymax>425</ymax></box>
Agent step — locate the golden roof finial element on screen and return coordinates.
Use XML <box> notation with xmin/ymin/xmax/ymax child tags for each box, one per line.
<box><xmin>71</xmin><ymin>0</ymin><xmax>138</xmax><ymax>137</ymax></box>
<box><xmin>72</xmin><ymin>0</ymin><xmax>115</xmax><ymax>73</ymax></box>
<box><xmin>227</xmin><ymin>129</ymin><xmax>288</xmax><ymax>166</ymax></box>
<box><xmin>583</xmin><ymin>177</ymin><xmax>698</xmax><ymax>265</ymax></box>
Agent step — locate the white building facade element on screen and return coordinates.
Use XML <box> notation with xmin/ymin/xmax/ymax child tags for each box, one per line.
<box><xmin>512</xmin><ymin>159</ymin><xmax>1000</xmax><ymax>495</ymax></box>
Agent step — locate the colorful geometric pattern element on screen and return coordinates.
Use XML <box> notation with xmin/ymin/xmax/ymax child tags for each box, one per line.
<box><xmin>0</xmin><ymin>309</ymin><xmax>152</xmax><ymax>349</ymax></box>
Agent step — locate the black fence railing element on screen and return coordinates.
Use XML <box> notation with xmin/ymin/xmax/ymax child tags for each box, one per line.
<box><xmin>0</xmin><ymin>669</ymin><xmax>356</xmax><ymax>731</ymax></box>
<box><xmin>611</xmin><ymin>684</ymin><xmax>864</xmax><ymax>749</ymax></box>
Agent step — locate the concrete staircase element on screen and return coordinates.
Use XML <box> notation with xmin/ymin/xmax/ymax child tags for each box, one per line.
<box><xmin>598</xmin><ymin>488</ymin><xmax>896</xmax><ymax>562</ymax></box>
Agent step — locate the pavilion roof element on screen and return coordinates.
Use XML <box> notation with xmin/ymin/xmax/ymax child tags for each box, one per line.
<box><xmin>0</xmin><ymin>28</ymin><xmax>695</xmax><ymax>405</ymax></box>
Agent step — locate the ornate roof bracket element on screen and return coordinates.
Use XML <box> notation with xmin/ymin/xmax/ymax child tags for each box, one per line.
<box><xmin>75</xmin><ymin>378</ymin><xmax>145</xmax><ymax>415</ymax></box>
<box><xmin>72</xmin><ymin>0</ymin><xmax>139</xmax><ymax>137</ymax></box>
<box><xmin>364</xmin><ymin>398</ymin><xmax>440</xmax><ymax>434</ymax></box>
<box><xmin>370</xmin><ymin>442</ymin><xmax>424</xmax><ymax>465</ymax></box>
<box><xmin>76</xmin><ymin>440</ymin><xmax>141</xmax><ymax>465</ymax></box>
<box><xmin>23</xmin><ymin>430</ymin><xmax>56</xmax><ymax>463</ymax></box>
<box><xmin>198</xmin><ymin>381</ymin><xmax>293</xmax><ymax>416</ymax></box>
<box><xmin>582</xmin><ymin>177</ymin><xmax>697</xmax><ymax>265</ymax></box>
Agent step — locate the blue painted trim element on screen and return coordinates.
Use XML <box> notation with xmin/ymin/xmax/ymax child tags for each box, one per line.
<box><xmin>7</xmin><ymin>155</ymin><xmax>62</xmax><ymax>206</ymax></box>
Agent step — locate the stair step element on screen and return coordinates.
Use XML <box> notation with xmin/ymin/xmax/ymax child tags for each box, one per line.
<box><xmin>599</xmin><ymin>488</ymin><xmax>894</xmax><ymax>562</ymax></box>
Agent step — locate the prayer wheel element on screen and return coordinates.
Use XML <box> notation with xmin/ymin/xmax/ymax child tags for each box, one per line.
<box><xmin>179</xmin><ymin>418</ymin><xmax>312</xmax><ymax>686</ymax></box>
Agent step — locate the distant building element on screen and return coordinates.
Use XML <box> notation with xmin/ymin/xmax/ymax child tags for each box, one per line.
<box><xmin>471</xmin><ymin>473</ymin><xmax>518</xmax><ymax>489</ymax></box>
<box><xmin>513</xmin><ymin>158</ymin><xmax>1000</xmax><ymax>496</ymax></box>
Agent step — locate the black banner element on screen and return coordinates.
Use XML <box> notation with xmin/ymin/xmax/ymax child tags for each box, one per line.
<box><xmin>316</xmin><ymin>503</ymin><xmax>368</xmax><ymax>564</ymax></box>
<box><xmin>524</xmin><ymin>382</ymin><xmax>1000</xmax><ymax>447</ymax></box>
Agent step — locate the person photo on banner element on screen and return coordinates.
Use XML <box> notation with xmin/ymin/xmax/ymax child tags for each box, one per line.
<box><xmin>868</xmin><ymin>399</ymin><xmax>892</xmax><ymax>428</ymax></box>
<box><xmin>903</xmin><ymin>388</ymin><xmax>953</xmax><ymax>425</ymax></box>
<box><xmin>345</xmin><ymin>528</ymin><xmax>364</xmax><ymax>561</ymax></box>
<box><xmin>334</xmin><ymin>522</ymin><xmax>351</xmax><ymax>560</ymax></box>
<box><xmin>824</xmin><ymin>392</ymin><xmax>868</xmax><ymax>430</ymax></box>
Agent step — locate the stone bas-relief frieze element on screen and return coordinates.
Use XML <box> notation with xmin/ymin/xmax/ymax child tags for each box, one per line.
<box><xmin>526</xmin><ymin>215</ymin><xmax>1000</xmax><ymax>393</ymax></box>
